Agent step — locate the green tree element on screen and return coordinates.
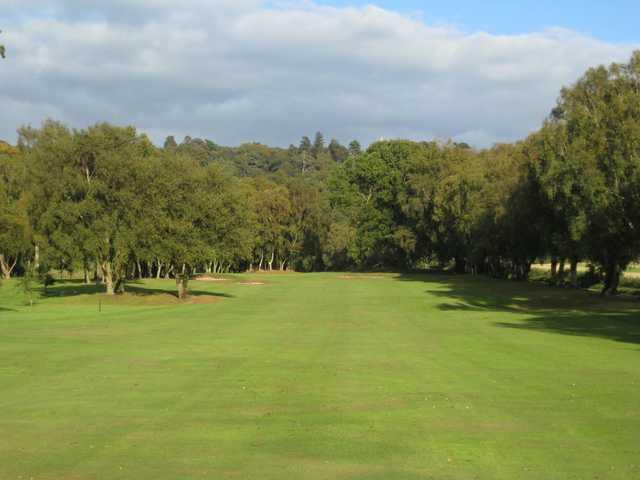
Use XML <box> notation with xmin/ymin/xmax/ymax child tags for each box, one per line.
<box><xmin>553</xmin><ymin>51</ymin><xmax>640</xmax><ymax>294</ymax></box>
<box><xmin>348</xmin><ymin>140</ymin><xmax>361</xmax><ymax>157</ymax></box>
<box><xmin>328</xmin><ymin>139</ymin><xmax>348</xmax><ymax>163</ymax></box>
<box><xmin>26</xmin><ymin>121</ymin><xmax>155</xmax><ymax>294</ymax></box>
<box><xmin>151</xmin><ymin>153</ymin><xmax>208</xmax><ymax>299</ymax></box>
<box><xmin>312</xmin><ymin>132</ymin><xmax>325</xmax><ymax>158</ymax></box>
<box><xmin>163</xmin><ymin>135</ymin><xmax>178</xmax><ymax>149</ymax></box>
<box><xmin>0</xmin><ymin>142</ymin><xmax>31</xmax><ymax>279</ymax></box>
<box><xmin>299</xmin><ymin>136</ymin><xmax>311</xmax><ymax>154</ymax></box>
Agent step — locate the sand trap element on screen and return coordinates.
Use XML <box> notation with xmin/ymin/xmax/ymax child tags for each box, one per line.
<box><xmin>238</xmin><ymin>281</ymin><xmax>265</xmax><ymax>286</ymax></box>
<box><xmin>338</xmin><ymin>275</ymin><xmax>386</xmax><ymax>280</ymax></box>
<box><xmin>194</xmin><ymin>276</ymin><xmax>229</xmax><ymax>282</ymax></box>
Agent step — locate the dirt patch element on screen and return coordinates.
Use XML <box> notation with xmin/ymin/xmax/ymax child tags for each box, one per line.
<box><xmin>246</xmin><ymin>270</ymin><xmax>292</xmax><ymax>275</ymax></box>
<box><xmin>193</xmin><ymin>275</ymin><xmax>229</xmax><ymax>282</ymax></box>
<box><xmin>183</xmin><ymin>295</ymin><xmax>221</xmax><ymax>305</ymax></box>
<box><xmin>337</xmin><ymin>275</ymin><xmax>386</xmax><ymax>280</ymax></box>
<box><xmin>237</xmin><ymin>282</ymin><xmax>265</xmax><ymax>286</ymax></box>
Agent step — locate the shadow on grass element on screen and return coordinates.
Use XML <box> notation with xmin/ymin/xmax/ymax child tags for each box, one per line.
<box><xmin>396</xmin><ymin>272</ymin><xmax>640</xmax><ymax>346</ymax></box>
<box><xmin>44</xmin><ymin>279</ymin><xmax>234</xmax><ymax>299</ymax></box>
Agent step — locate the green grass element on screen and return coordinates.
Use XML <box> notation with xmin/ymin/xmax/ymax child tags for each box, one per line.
<box><xmin>1</xmin><ymin>273</ymin><xmax>639</xmax><ymax>479</ymax></box>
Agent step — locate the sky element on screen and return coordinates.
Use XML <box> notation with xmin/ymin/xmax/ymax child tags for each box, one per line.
<box><xmin>0</xmin><ymin>0</ymin><xmax>638</xmax><ymax>148</ymax></box>
<box><xmin>317</xmin><ymin>1</ymin><xmax>640</xmax><ymax>43</ymax></box>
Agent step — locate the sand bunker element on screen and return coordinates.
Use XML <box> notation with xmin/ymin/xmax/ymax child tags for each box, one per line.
<box><xmin>194</xmin><ymin>276</ymin><xmax>229</xmax><ymax>282</ymax></box>
<box><xmin>337</xmin><ymin>275</ymin><xmax>386</xmax><ymax>280</ymax></box>
<box><xmin>238</xmin><ymin>281</ymin><xmax>266</xmax><ymax>286</ymax></box>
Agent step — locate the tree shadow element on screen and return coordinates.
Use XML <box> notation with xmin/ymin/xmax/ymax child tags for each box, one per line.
<box><xmin>396</xmin><ymin>272</ymin><xmax>640</xmax><ymax>346</ymax></box>
<box><xmin>127</xmin><ymin>284</ymin><xmax>234</xmax><ymax>299</ymax></box>
<box><xmin>494</xmin><ymin>312</ymin><xmax>640</xmax><ymax>345</ymax></box>
<box><xmin>44</xmin><ymin>279</ymin><xmax>234</xmax><ymax>299</ymax></box>
<box><xmin>44</xmin><ymin>280</ymin><xmax>104</xmax><ymax>297</ymax></box>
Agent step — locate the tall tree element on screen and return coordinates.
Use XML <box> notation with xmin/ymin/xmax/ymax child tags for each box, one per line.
<box><xmin>163</xmin><ymin>135</ymin><xmax>177</xmax><ymax>149</ymax></box>
<box><xmin>348</xmin><ymin>140</ymin><xmax>361</xmax><ymax>157</ymax></box>
<box><xmin>0</xmin><ymin>142</ymin><xmax>31</xmax><ymax>278</ymax></box>
<box><xmin>312</xmin><ymin>132</ymin><xmax>325</xmax><ymax>158</ymax></box>
<box><xmin>328</xmin><ymin>139</ymin><xmax>348</xmax><ymax>163</ymax></box>
<box><xmin>298</xmin><ymin>136</ymin><xmax>311</xmax><ymax>153</ymax></box>
<box><xmin>553</xmin><ymin>51</ymin><xmax>640</xmax><ymax>294</ymax></box>
<box><xmin>27</xmin><ymin>121</ymin><xmax>155</xmax><ymax>294</ymax></box>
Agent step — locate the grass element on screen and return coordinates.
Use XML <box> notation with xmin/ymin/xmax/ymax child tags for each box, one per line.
<box><xmin>1</xmin><ymin>273</ymin><xmax>639</xmax><ymax>479</ymax></box>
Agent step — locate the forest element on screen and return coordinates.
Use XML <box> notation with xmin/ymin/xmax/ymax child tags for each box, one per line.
<box><xmin>1</xmin><ymin>51</ymin><xmax>640</xmax><ymax>299</ymax></box>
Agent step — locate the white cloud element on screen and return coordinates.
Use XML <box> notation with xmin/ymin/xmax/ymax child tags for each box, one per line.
<box><xmin>0</xmin><ymin>1</ymin><xmax>637</xmax><ymax>147</ymax></box>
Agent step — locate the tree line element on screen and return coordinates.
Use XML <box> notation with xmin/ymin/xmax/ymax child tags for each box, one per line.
<box><xmin>1</xmin><ymin>52</ymin><xmax>639</xmax><ymax>298</ymax></box>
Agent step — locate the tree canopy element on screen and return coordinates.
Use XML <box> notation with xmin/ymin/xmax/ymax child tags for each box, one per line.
<box><xmin>1</xmin><ymin>51</ymin><xmax>639</xmax><ymax>298</ymax></box>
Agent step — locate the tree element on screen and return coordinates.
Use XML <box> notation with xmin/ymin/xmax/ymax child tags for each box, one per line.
<box><xmin>0</xmin><ymin>30</ymin><xmax>5</xmax><ymax>59</ymax></box>
<box><xmin>0</xmin><ymin>142</ymin><xmax>31</xmax><ymax>279</ymax></box>
<box><xmin>312</xmin><ymin>132</ymin><xmax>325</xmax><ymax>158</ymax></box>
<box><xmin>26</xmin><ymin>121</ymin><xmax>155</xmax><ymax>295</ymax></box>
<box><xmin>328</xmin><ymin>139</ymin><xmax>348</xmax><ymax>163</ymax></box>
<box><xmin>163</xmin><ymin>135</ymin><xmax>178</xmax><ymax>149</ymax></box>
<box><xmin>329</xmin><ymin>140</ymin><xmax>423</xmax><ymax>269</ymax></box>
<box><xmin>524</xmin><ymin>122</ymin><xmax>591</xmax><ymax>286</ymax></box>
<box><xmin>151</xmin><ymin>153</ymin><xmax>208</xmax><ymax>299</ymax></box>
<box><xmin>348</xmin><ymin>140</ymin><xmax>361</xmax><ymax>157</ymax></box>
<box><xmin>245</xmin><ymin>178</ymin><xmax>292</xmax><ymax>271</ymax></box>
<box><xmin>298</xmin><ymin>136</ymin><xmax>311</xmax><ymax>153</ymax></box>
<box><xmin>552</xmin><ymin>51</ymin><xmax>640</xmax><ymax>294</ymax></box>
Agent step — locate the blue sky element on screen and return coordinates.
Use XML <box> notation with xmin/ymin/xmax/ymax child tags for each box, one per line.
<box><xmin>1</xmin><ymin>1</ymin><xmax>638</xmax><ymax>147</ymax></box>
<box><xmin>316</xmin><ymin>0</ymin><xmax>640</xmax><ymax>43</ymax></box>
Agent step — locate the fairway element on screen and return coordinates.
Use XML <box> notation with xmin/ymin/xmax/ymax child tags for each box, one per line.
<box><xmin>1</xmin><ymin>273</ymin><xmax>639</xmax><ymax>479</ymax></box>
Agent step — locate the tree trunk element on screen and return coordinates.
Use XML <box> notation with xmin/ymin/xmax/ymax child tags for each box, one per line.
<box><xmin>557</xmin><ymin>259</ymin><xmax>566</xmax><ymax>284</ymax></box>
<box><xmin>0</xmin><ymin>254</ymin><xmax>17</xmax><ymax>279</ymax></box>
<box><xmin>268</xmin><ymin>250</ymin><xmax>275</xmax><ymax>271</ymax></box>
<box><xmin>83</xmin><ymin>257</ymin><xmax>90</xmax><ymax>285</ymax></box>
<box><xmin>115</xmin><ymin>277</ymin><xmax>125</xmax><ymax>294</ymax></box>
<box><xmin>101</xmin><ymin>260</ymin><xmax>125</xmax><ymax>295</ymax></box>
<box><xmin>176</xmin><ymin>275</ymin><xmax>189</xmax><ymax>300</ymax></box>
<box><xmin>258</xmin><ymin>250</ymin><xmax>264</xmax><ymax>271</ymax></box>
<box><xmin>103</xmin><ymin>261</ymin><xmax>115</xmax><ymax>295</ymax></box>
<box><xmin>34</xmin><ymin>245</ymin><xmax>40</xmax><ymax>271</ymax></box>
<box><xmin>136</xmin><ymin>260</ymin><xmax>142</xmax><ymax>279</ymax></box>
<box><xmin>569</xmin><ymin>257</ymin><xmax>579</xmax><ymax>288</ymax></box>
<box><xmin>93</xmin><ymin>263</ymin><xmax>101</xmax><ymax>283</ymax></box>
<box><xmin>550</xmin><ymin>257</ymin><xmax>558</xmax><ymax>280</ymax></box>
<box><xmin>602</xmin><ymin>261</ymin><xmax>621</xmax><ymax>296</ymax></box>
<box><xmin>156</xmin><ymin>259</ymin><xmax>163</xmax><ymax>279</ymax></box>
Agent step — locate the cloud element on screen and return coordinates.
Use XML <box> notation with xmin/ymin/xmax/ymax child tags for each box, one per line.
<box><xmin>0</xmin><ymin>1</ymin><xmax>637</xmax><ymax>147</ymax></box>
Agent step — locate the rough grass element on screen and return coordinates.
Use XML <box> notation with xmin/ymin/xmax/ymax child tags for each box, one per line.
<box><xmin>1</xmin><ymin>273</ymin><xmax>639</xmax><ymax>479</ymax></box>
<box><xmin>531</xmin><ymin>262</ymin><xmax>640</xmax><ymax>295</ymax></box>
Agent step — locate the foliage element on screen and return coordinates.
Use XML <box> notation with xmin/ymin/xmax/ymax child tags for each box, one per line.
<box><xmin>1</xmin><ymin>52</ymin><xmax>640</xmax><ymax>295</ymax></box>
